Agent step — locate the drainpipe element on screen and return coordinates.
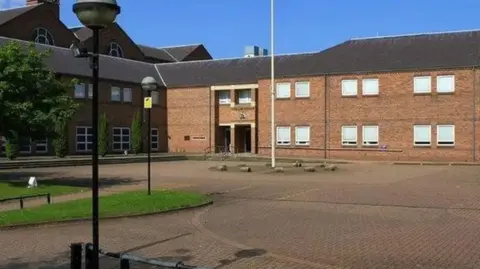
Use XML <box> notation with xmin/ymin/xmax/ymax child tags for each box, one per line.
<box><xmin>209</xmin><ymin>88</ymin><xmax>212</xmax><ymax>153</ymax></box>
<box><xmin>473</xmin><ymin>66</ymin><xmax>477</xmax><ymax>162</ymax></box>
<box><xmin>323</xmin><ymin>74</ymin><xmax>328</xmax><ymax>159</ymax></box>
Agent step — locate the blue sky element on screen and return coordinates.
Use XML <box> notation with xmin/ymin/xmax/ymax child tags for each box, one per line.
<box><xmin>4</xmin><ymin>0</ymin><xmax>480</xmax><ymax>58</ymax></box>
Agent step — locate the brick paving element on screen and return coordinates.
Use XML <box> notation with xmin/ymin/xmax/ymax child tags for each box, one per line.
<box><xmin>1</xmin><ymin>161</ymin><xmax>480</xmax><ymax>268</ymax></box>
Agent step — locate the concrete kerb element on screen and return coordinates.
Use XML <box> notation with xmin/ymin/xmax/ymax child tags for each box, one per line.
<box><xmin>0</xmin><ymin>200</ymin><xmax>213</xmax><ymax>231</ymax></box>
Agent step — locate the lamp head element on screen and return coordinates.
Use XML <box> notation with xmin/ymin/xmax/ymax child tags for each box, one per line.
<box><xmin>72</xmin><ymin>0</ymin><xmax>121</xmax><ymax>30</ymax></box>
<box><xmin>141</xmin><ymin>76</ymin><xmax>158</xmax><ymax>92</ymax></box>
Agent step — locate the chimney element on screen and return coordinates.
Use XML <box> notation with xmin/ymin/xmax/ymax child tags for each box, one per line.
<box><xmin>244</xmin><ymin>45</ymin><xmax>269</xmax><ymax>58</ymax></box>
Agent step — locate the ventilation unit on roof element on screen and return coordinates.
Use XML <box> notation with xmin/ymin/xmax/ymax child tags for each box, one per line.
<box><xmin>244</xmin><ymin>45</ymin><xmax>269</xmax><ymax>58</ymax></box>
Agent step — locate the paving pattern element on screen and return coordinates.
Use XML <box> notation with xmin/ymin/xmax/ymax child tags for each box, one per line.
<box><xmin>1</xmin><ymin>161</ymin><xmax>480</xmax><ymax>268</ymax></box>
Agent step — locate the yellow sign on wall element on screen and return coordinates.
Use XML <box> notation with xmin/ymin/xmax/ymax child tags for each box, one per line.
<box><xmin>144</xmin><ymin>97</ymin><xmax>152</xmax><ymax>109</ymax></box>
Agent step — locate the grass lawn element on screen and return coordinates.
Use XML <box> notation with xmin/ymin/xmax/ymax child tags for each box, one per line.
<box><xmin>0</xmin><ymin>190</ymin><xmax>210</xmax><ymax>227</ymax></box>
<box><xmin>0</xmin><ymin>182</ymin><xmax>86</xmax><ymax>200</ymax></box>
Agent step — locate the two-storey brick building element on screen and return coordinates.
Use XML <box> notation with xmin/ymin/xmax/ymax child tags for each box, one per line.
<box><xmin>1</xmin><ymin>0</ymin><xmax>480</xmax><ymax>162</ymax></box>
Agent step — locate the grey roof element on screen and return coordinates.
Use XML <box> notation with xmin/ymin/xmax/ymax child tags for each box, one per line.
<box><xmin>155</xmin><ymin>30</ymin><xmax>480</xmax><ymax>88</ymax></box>
<box><xmin>154</xmin><ymin>52</ymin><xmax>320</xmax><ymax>88</ymax></box>
<box><xmin>0</xmin><ymin>36</ymin><xmax>164</xmax><ymax>86</ymax></box>
<box><xmin>161</xmin><ymin>44</ymin><xmax>204</xmax><ymax>61</ymax></box>
<box><xmin>70</xmin><ymin>26</ymin><xmax>92</xmax><ymax>42</ymax></box>
<box><xmin>137</xmin><ymin>44</ymin><xmax>177</xmax><ymax>62</ymax></box>
<box><xmin>0</xmin><ymin>4</ymin><xmax>38</xmax><ymax>25</ymax></box>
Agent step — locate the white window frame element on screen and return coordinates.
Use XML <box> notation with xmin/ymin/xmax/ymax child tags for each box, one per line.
<box><xmin>218</xmin><ymin>90</ymin><xmax>231</xmax><ymax>105</ymax></box>
<box><xmin>35</xmin><ymin>138</ymin><xmax>48</xmax><ymax>153</ymax></box>
<box><xmin>341</xmin><ymin>79</ymin><xmax>358</xmax><ymax>96</ymax></box>
<box><xmin>276</xmin><ymin>126</ymin><xmax>291</xmax><ymax>145</ymax></box>
<box><xmin>295</xmin><ymin>81</ymin><xmax>310</xmax><ymax>98</ymax></box>
<box><xmin>107</xmin><ymin>42</ymin><xmax>124</xmax><ymax>58</ymax></box>
<box><xmin>413</xmin><ymin>76</ymin><xmax>432</xmax><ymax>93</ymax></box>
<box><xmin>88</xmin><ymin>84</ymin><xmax>93</xmax><ymax>99</ymax></box>
<box><xmin>436</xmin><ymin>75</ymin><xmax>455</xmax><ymax>93</ymax></box>
<box><xmin>362</xmin><ymin>78</ymin><xmax>379</xmax><ymax>95</ymax></box>
<box><xmin>74</xmin><ymin>83</ymin><xmax>86</xmax><ymax>99</ymax></box>
<box><xmin>341</xmin><ymin>126</ymin><xmax>357</xmax><ymax>145</ymax></box>
<box><xmin>32</xmin><ymin>27</ymin><xmax>55</xmax><ymax>45</ymax></box>
<box><xmin>437</xmin><ymin>125</ymin><xmax>455</xmax><ymax>146</ymax></box>
<box><xmin>362</xmin><ymin>125</ymin><xmax>379</xmax><ymax>146</ymax></box>
<box><xmin>151</xmin><ymin>91</ymin><xmax>159</xmax><ymax>104</ymax></box>
<box><xmin>110</xmin><ymin>86</ymin><xmax>121</xmax><ymax>101</ymax></box>
<box><xmin>413</xmin><ymin>125</ymin><xmax>431</xmax><ymax>146</ymax></box>
<box><xmin>295</xmin><ymin>126</ymin><xmax>310</xmax><ymax>145</ymax></box>
<box><xmin>151</xmin><ymin>128</ymin><xmax>159</xmax><ymax>150</ymax></box>
<box><xmin>76</xmin><ymin>126</ymin><xmax>93</xmax><ymax>152</ymax></box>
<box><xmin>112</xmin><ymin>127</ymin><xmax>131</xmax><ymax>151</ymax></box>
<box><xmin>20</xmin><ymin>138</ymin><xmax>32</xmax><ymax>154</ymax></box>
<box><xmin>123</xmin><ymin>88</ymin><xmax>132</xmax><ymax>103</ymax></box>
<box><xmin>276</xmin><ymin>83</ymin><xmax>291</xmax><ymax>99</ymax></box>
<box><xmin>237</xmin><ymin>89</ymin><xmax>251</xmax><ymax>104</ymax></box>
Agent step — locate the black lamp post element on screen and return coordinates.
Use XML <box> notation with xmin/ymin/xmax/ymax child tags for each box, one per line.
<box><xmin>141</xmin><ymin>76</ymin><xmax>158</xmax><ymax>196</ymax></box>
<box><xmin>71</xmin><ymin>1</ymin><xmax>120</xmax><ymax>269</ymax></box>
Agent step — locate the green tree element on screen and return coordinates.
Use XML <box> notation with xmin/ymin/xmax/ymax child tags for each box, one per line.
<box><xmin>98</xmin><ymin>113</ymin><xmax>109</xmax><ymax>157</ymax></box>
<box><xmin>0</xmin><ymin>41</ymin><xmax>79</xmax><ymax>142</ymax></box>
<box><xmin>131</xmin><ymin>110</ymin><xmax>142</xmax><ymax>154</ymax></box>
<box><xmin>52</xmin><ymin>120</ymin><xmax>69</xmax><ymax>158</ymax></box>
<box><xmin>4</xmin><ymin>131</ymin><xmax>19</xmax><ymax>160</ymax></box>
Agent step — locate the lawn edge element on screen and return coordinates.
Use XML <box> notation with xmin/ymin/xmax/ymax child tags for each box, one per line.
<box><xmin>0</xmin><ymin>200</ymin><xmax>213</xmax><ymax>230</ymax></box>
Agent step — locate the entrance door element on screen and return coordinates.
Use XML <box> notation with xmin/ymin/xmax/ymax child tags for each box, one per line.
<box><xmin>224</xmin><ymin>127</ymin><xmax>231</xmax><ymax>152</ymax></box>
<box><xmin>245</xmin><ymin>127</ymin><xmax>251</xmax><ymax>153</ymax></box>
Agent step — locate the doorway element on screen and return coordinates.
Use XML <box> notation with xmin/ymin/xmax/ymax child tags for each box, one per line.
<box><xmin>223</xmin><ymin>126</ymin><xmax>231</xmax><ymax>152</ymax></box>
<box><xmin>245</xmin><ymin>127</ymin><xmax>251</xmax><ymax>153</ymax></box>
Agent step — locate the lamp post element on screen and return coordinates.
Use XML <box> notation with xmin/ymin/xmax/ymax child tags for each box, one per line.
<box><xmin>72</xmin><ymin>1</ymin><xmax>120</xmax><ymax>269</ymax></box>
<box><xmin>141</xmin><ymin>76</ymin><xmax>158</xmax><ymax>196</ymax></box>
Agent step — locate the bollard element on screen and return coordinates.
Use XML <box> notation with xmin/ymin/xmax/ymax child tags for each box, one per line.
<box><xmin>120</xmin><ymin>258</ymin><xmax>130</xmax><ymax>269</ymax></box>
<box><xmin>19</xmin><ymin>198</ymin><xmax>24</xmax><ymax>209</ymax></box>
<box><xmin>70</xmin><ymin>243</ymin><xmax>83</xmax><ymax>269</ymax></box>
<box><xmin>47</xmin><ymin>193</ymin><xmax>51</xmax><ymax>204</ymax></box>
<box><xmin>85</xmin><ymin>243</ymin><xmax>94</xmax><ymax>269</ymax></box>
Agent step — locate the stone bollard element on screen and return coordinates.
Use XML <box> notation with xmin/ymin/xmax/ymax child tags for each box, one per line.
<box><xmin>293</xmin><ymin>161</ymin><xmax>302</xmax><ymax>167</ymax></box>
<box><xmin>216</xmin><ymin>164</ymin><xmax>227</xmax><ymax>171</ymax></box>
<box><xmin>273</xmin><ymin>167</ymin><xmax>284</xmax><ymax>173</ymax></box>
<box><xmin>324</xmin><ymin>164</ymin><xmax>337</xmax><ymax>171</ymax></box>
<box><xmin>240</xmin><ymin>166</ymin><xmax>252</xmax><ymax>172</ymax></box>
<box><xmin>303</xmin><ymin>166</ymin><xmax>316</xmax><ymax>172</ymax></box>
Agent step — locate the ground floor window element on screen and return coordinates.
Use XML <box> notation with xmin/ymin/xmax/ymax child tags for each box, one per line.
<box><xmin>35</xmin><ymin>138</ymin><xmax>48</xmax><ymax>153</ymax></box>
<box><xmin>276</xmin><ymin>126</ymin><xmax>291</xmax><ymax>145</ymax></box>
<box><xmin>413</xmin><ymin>125</ymin><xmax>431</xmax><ymax>146</ymax></box>
<box><xmin>151</xmin><ymin>128</ymin><xmax>159</xmax><ymax>150</ymax></box>
<box><xmin>295</xmin><ymin>126</ymin><xmax>310</xmax><ymax>145</ymax></box>
<box><xmin>113</xmin><ymin>127</ymin><xmax>130</xmax><ymax>151</ymax></box>
<box><xmin>341</xmin><ymin>126</ymin><xmax>357</xmax><ymax>145</ymax></box>
<box><xmin>76</xmin><ymin>126</ymin><xmax>93</xmax><ymax>152</ymax></box>
<box><xmin>437</xmin><ymin>125</ymin><xmax>455</xmax><ymax>146</ymax></box>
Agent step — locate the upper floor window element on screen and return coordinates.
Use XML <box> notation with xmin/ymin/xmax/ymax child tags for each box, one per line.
<box><xmin>32</xmin><ymin>27</ymin><xmax>55</xmax><ymax>45</ymax></box>
<box><xmin>295</xmin><ymin>81</ymin><xmax>310</xmax><ymax>98</ymax></box>
<box><xmin>341</xmin><ymin>79</ymin><xmax>358</xmax><ymax>96</ymax></box>
<box><xmin>237</xmin><ymin>89</ymin><xmax>251</xmax><ymax>104</ymax></box>
<box><xmin>107</xmin><ymin>42</ymin><xmax>124</xmax><ymax>58</ymax></box>
<box><xmin>436</xmin><ymin>75</ymin><xmax>455</xmax><ymax>93</ymax></box>
<box><xmin>218</xmin><ymin>91</ymin><xmax>230</xmax><ymax>104</ymax></box>
<box><xmin>362</xmin><ymin>78</ymin><xmax>379</xmax><ymax>95</ymax></box>
<box><xmin>413</xmin><ymin>76</ymin><xmax>431</xmax><ymax>93</ymax></box>
<box><xmin>276</xmin><ymin>83</ymin><xmax>291</xmax><ymax>99</ymax></box>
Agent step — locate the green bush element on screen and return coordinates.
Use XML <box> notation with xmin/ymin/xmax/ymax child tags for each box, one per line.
<box><xmin>131</xmin><ymin>110</ymin><xmax>142</xmax><ymax>154</ymax></box>
<box><xmin>52</xmin><ymin>121</ymin><xmax>69</xmax><ymax>158</ymax></box>
<box><xmin>98</xmin><ymin>113</ymin><xmax>109</xmax><ymax>157</ymax></box>
<box><xmin>5</xmin><ymin>135</ymin><xmax>19</xmax><ymax>160</ymax></box>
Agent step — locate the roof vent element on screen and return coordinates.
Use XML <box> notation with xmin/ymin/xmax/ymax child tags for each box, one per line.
<box><xmin>244</xmin><ymin>45</ymin><xmax>268</xmax><ymax>58</ymax></box>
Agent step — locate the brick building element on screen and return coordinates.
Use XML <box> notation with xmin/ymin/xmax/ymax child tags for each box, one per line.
<box><xmin>1</xmin><ymin>0</ymin><xmax>479</xmax><ymax>162</ymax></box>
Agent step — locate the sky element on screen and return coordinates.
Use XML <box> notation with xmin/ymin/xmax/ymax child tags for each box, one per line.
<box><xmin>2</xmin><ymin>0</ymin><xmax>480</xmax><ymax>59</ymax></box>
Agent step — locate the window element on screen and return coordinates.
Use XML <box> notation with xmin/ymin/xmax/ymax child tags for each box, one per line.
<box><xmin>76</xmin><ymin>126</ymin><xmax>93</xmax><ymax>152</ymax></box>
<box><xmin>35</xmin><ymin>138</ymin><xmax>48</xmax><ymax>153</ymax></box>
<box><xmin>88</xmin><ymin>84</ymin><xmax>93</xmax><ymax>99</ymax></box>
<box><xmin>295</xmin><ymin>126</ymin><xmax>310</xmax><ymax>145</ymax></box>
<box><xmin>437</xmin><ymin>125</ymin><xmax>455</xmax><ymax>146</ymax></box>
<box><xmin>341</xmin><ymin>126</ymin><xmax>357</xmax><ymax>145</ymax></box>
<box><xmin>237</xmin><ymin>90</ymin><xmax>251</xmax><ymax>104</ymax></box>
<box><xmin>414</xmin><ymin>76</ymin><xmax>431</xmax><ymax>93</ymax></box>
<box><xmin>362</xmin><ymin>125</ymin><xmax>379</xmax><ymax>146</ymax></box>
<box><xmin>110</xmin><ymin>86</ymin><xmax>121</xmax><ymax>101</ymax></box>
<box><xmin>151</xmin><ymin>128</ymin><xmax>159</xmax><ymax>150</ymax></box>
<box><xmin>151</xmin><ymin>91</ymin><xmax>159</xmax><ymax>104</ymax></box>
<box><xmin>413</xmin><ymin>125</ymin><xmax>431</xmax><ymax>146</ymax></box>
<box><xmin>295</xmin><ymin>81</ymin><xmax>310</xmax><ymax>98</ymax></box>
<box><xmin>342</xmin><ymin>79</ymin><xmax>358</xmax><ymax>96</ymax></box>
<box><xmin>32</xmin><ymin>27</ymin><xmax>54</xmax><ymax>45</ymax></box>
<box><xmin>107</xmin><ymin>42</ymin><xmax>124</xmax><ymax>58</ymax></box>
<box><xmin>0</xmin><ymin>136</ymin><xmax>5</xmax><ymax>153</ymax></box>
<box><xmin>74</xmin><ymin>83</ymin><xmax>85</xmax><ymax>98</ymax></box>
<box><xmin>218</xmin><ymin>91</ymin><xmax>231</xmax><ymax>104</ymax></box>
<box><xmin>362</xmin><ymin>79</ymin><xmax>379</xmax><ymax>95</ymax></box>
<box><xmin>113</xmin><ymin>127</ymin><xmax>130</xmax><ymax>151</ymax></box>
<box><xmin>276</xmin><ymin>126</ymin><xmax>291</xmax><ymax>145</ymax></box>
<box><xmin>276</xmin><ymin>83</ymin><xmax>291</xmax><ymax>98</ymax></box>
<box><xmin>436</xmin><ymin>75</ymin><xmax>455</xmax><ymax>93</ymax></box>
<box><xmin>123</xmin><ymin>88</ymin><xmax>132</xmax><ymax>102</ymax></box>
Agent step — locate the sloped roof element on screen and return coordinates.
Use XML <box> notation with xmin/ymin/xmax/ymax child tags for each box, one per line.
<box><xmin>161</xmin><ymin>44</ymin><xmax>205</xmax><ymax>61</ymax></box>
<box><xmin>0</xmin><ymin>4</ymin><xmax>39</xmax><ymax>25</ymax></box>
<box><xmin>137</xmin><ymin>44</ymin><xmax>177</xmax><ymax>62</ymax></box>
<box><xmin>0</xmin><ymin>36</ymin><xmax>164</xmax><ymax>86</ymax></box>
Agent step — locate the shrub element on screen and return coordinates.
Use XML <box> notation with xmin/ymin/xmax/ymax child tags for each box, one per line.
<box><xmin>131</xmin><ymin>110</ymin><xmax>142</xmax><ymax>154</ymax></box>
